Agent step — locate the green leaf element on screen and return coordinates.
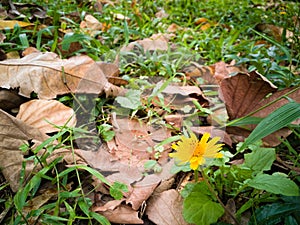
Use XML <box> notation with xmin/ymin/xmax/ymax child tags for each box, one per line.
<box><xmin>243</xmin><ymin>147</ymin><xmax>276</xmax><ymax>173</ymax></box>
<box><xmin>247</xmin><ymin>173</ymin><xmax>299</xmax><ymax>196</ymax></box>
<box><xmin>90</xmin><ymin>212</ymin><xmax>111</xmax><ymax>225</ymax></box>
<box><xmin>98</xmin><ymin>124</ymin><xmax>115</xmax><ymax>142</ymax></box>
<box><xmin>110</xmin><ymin>181</ymin><xmax>128</xmax><ymax>200</ymax></box>
<box><xmin>78</xmin><ymin>197</ymin><xmax>92</xmax><ymax>216</ymax></box>
<box><xmin>227</xmin><ymin>116</ymin><xmax>263</xmax><ymax>126</ymax></box>
<box><xmin>183</xmin><ymin>182</ymin><xmax>224</xmax><ymax>225</ymax></box>
<box><xmin>115</xmin><ymin>90</ymin><xmax>142</xmax><ymax>110</ymax></box>
<box><xmin>249</xmin><ymin>202</ymin><xmax>300</xmax><ymax>225</ymax></box>
<box><xmin>63</xmin><ymin>201</ymin><xmax>75</xmax><ymax>222</ymax></box>
<box><xmin>239</xmin><ymin>102</ymin><xmax>300</xmax><ymax>150</ymax></box>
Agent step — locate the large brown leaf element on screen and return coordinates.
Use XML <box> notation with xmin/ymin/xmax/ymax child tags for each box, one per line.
<box><xmin>93</xmin><ymin>200</ymin><xmax>143</xmax><ymax>224</ymax></box>
<box><xmin>146</xmin><ymin>189</ymin><xmax>189</xmax><ymax>225</ymax></box>
<box><xmin>17</xmin><ymin>99</ymin><xmax>76</xmax><ymax>133</ymax></box>
<box><xmin>220</xmin><ymin>71</ymin><xmax>277</xmax><ymax>120</ymax></box>
<box><xmin>0</xmin><ymin>52</ymin><xmax>113</xmax><ymax>99</ymax></box>
<box><xmin>220</xmin><ymin>71</ymin><xmax>300</xmax><ymax>146</ymax></box>
<box><xmin>0</xmin><ymin>109</ymin><xmax>48</xmax><ymax>192</ymax></box>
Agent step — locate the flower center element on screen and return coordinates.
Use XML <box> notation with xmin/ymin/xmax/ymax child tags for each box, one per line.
<box><xmin>192</xmin><ymin>143</ymin><xmax>206</xmax><ymax>158</ymax></box>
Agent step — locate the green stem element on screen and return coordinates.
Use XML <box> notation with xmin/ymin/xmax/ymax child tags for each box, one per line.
<box><xmin>200</xmin><ymin>169</ymin><xmax>240</xmax><ymax>225</ymax></box>
<box><xmin>194</xmin><ymin>168</ymin><xmax>199</xmax><ymax>182</ymax></box>
<box><xmin>225</xmin><ymin>86</ymin><xmax>300</xmax><ymax>127</ymax></box>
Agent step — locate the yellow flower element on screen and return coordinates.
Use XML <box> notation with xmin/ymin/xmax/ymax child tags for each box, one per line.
<box><xmin>169</xmin><ymin>132</ymin><xmax>223</xmax><ymax>170</ymax></box>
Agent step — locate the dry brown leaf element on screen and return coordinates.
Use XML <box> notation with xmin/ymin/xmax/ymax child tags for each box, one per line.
<box><xmin>0</xmin><ymin>88</ymin><xmax>27</xmax><ymax>112</ymax></box>
<box><xmin>110</xmin><ymin>117</ymin><xmax>171</xmax><ymax>166</ymax></box>
<box><xmin>75</xmin><ymin>144</ymin><xmax>143</xmax><ymax>188</ymax></box>
<box><xmin>191</xmin><ymin>126</ymin><xmax>232</xmax><ymax>147</ymax></box>
<box><xmin>17</xmin><ymin>99</ymin><xmax>76</xmax><ymax>133</ymax></box>
<box><xmin>220</xmin><ymin>71</ymin><xmax>277</xmax><ymax>120</ymax></box>
<box><xmin>0</xmin><ymin>109</ymin><xmax>48</xmax><ymax>192</ymax></box>
<box><xmin>146</xmin><ymin>189</ymin><xmax>189</xmax><ymax>225</ymax></box>
<box><xmin>22</xmin><ymin>188</ymin><xmax>58</xmax><ymax>222</ymax></box>
<box><xmin>94</xmin><ymin>200</ymin><xmax>143</xmax><ymax>224</ymax></box>
<box><xmin>96</xmin><ymin>62</ymin><xmax>119</xmax><ymax>77</ymax></box>
<box><xmin>118</xmin><ymin>33</ymin><xmax>173</xmax><ymax>56</ymax></box>
<box><xmin>152</xmin><ymin>80</ymin><xmax>209</xmax><ymax>109</ymax></box>
<box><xmin>80</xmin><ymin>14</ymin><xmax>102</xmax><ymax>35</ymax></box>
<box><xmin>76</xmin><ymin>142</ymin><xmax>175</xmax><ymax>213</ymax></box>
<box><xmin>221</xmin><ymin>198</ymin><xmax>237</xmax><ymax>224</ymax></box>
<box><xmin>256</xmin><ymin>23</ymin><xmax>294</xmax><ymax>42</ymax></box>
<box><xmin>0</xmin><ymin>52</ymin><xmax>114</xmax><ymax>99</ymax></box>
<box><xmin>220</xmin><ymin>71</ymin><xmax>300</xmax><ymax>146</ymax></box>
<box><xmin>155</xmin><ymin>9</ymin><xmax>169</xmax><ymax>19</ymax></box>
<box><xmin>126</xmin><ymin>159</ymin><xmax>175</xmax><ymax>210</ymax></box>
<box><xmin>167</xmin><ymin>23</ymin><xmax>180</xmax><ymax>33</ymax></box>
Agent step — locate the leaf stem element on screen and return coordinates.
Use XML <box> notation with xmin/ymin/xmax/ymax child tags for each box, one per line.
<box><xmin>194</xmin><ymin>168</ymin><xmax>199</xmax><ymax>182</ymax></box>
<box><xmin>200</xmin><ymin>169</ymin><xmax>240</xmax><ymax>225</ymax></box>
<box><xmin>225</xmin><ymin>86</ymin><xmax>300</xmax><ymax>127</ymax></box>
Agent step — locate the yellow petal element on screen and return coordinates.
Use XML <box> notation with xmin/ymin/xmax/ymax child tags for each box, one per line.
<box><xmin>190</xmin><ymin>156</ymin><xmax>205</xmax><ymax>170</ymax></box>
<box><xmin>169</xmin><ymin>133</ymin><xmax>198</xmax><ymax>163</ymax></box>
<box><xmin>199</xmin><ymin>133</ymin><xmax>210</xmax><ymax>146</ymax></box>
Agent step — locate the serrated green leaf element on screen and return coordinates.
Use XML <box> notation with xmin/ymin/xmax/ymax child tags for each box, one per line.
<box><xmin>247</xmin><ymin>173</ymin><xmax>299</xmax><ymax>196</ymax></box>
<box><xmin>240</xmin><ymin>102</ymin><xmax>300</xmax><ymax>150</ymax></box>
<box><xmin>244</xmin><ymin>147</ymin><xmax>276</xmax><ymax>172</ymax></box>
<box><xmin>249</xmin><ymin>202</ymin><xmax>300</xmax><ymax>225</ymax></box>
<box><xmin>183</xmin><ymin>182</ymin><xmax>224</xmax><ymax>225</ymax></box>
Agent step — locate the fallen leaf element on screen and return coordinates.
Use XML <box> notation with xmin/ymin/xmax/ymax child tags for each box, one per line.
<box><xmin>126</xmin><ymin>160</ymin><xmax>175</xmax><ymax>210</ymax></box>
<box><xmin>195</xmin><ymin>17</ymin><xmax>209</xmax><ymax>25</ymax></box>
<box><xmin>94</xmin><ymin>200</ymin><xmax>143</xmax><ymax>224</ymax></box>
<box><xmin>256</xmin><ymin>23</ymin><xmax>294</xmax><ymax>42</ymax></box>
<box><xmin>80</xmin><ymin>14</ymin><xmax>102</xmax><ymax>36</ymax></box>
<box><xmin>191</xmin><ymin>126</ymin><xmax>232</xmax><ymax>147</ymax></box>
<box><xmin>0</xmin><ymin>51</ymin><xmax>123</xmax><ymax>99</ymax></box>
<box><xmin>152</xmin><ymin>80</ymin><xmax>209</xmax><ymax>109</ymax></box>
<box><xmin>146</xmin><ymin>189</ymin><xmax>189</xmax><ymax>225</ymax></box>
<box><xmin>167</xmin><ymin>23</ymin><xmax>180</xmax><ymax>33</ymax></box>
<box><xmin>220</xmin><ymin>71</ymin><xmax>300</xmax><ymax>146</ymax></box>
<box><xmin>155</xmin><ymin>9</ymin><xmax>169</xmax><ymax>19</ymax></box>
<box><xmin>16</xmin><ymin>99</ymin><xmax>76</xmax><ymax>133</ymax></box>
<box><xmin>116</xmin><ymin>33</ymin><xmax>174</xmax><ymax>64</ymax></box>
<box><xmin>0</xmin><ymin>109</ymin><xmax>48</xmax><ymax>192</ymax></box>
<box><xmin>220</xmin><ymin>71</ymin><xmax>277</xmax><ymax>120</ymax></box>
<box><xmin>110</xmin><ymin>117</ymin><xmax>171</xmax><ymax>166</ymax></box>
<box><xmin>0</xmin><ymin>88</ymin><xmax>27</xmax><ymax>112</ymax></box>
<box><xmin>0</xmin><ymin>19</ymin><xmax>33</xmax><ymax>29</ymax></box>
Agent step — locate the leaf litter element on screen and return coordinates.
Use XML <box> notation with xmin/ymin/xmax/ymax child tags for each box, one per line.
<box><xmin>0</xmin><ymin>3</ymin><xmax>300</xmax><ymax>223</ymax></box>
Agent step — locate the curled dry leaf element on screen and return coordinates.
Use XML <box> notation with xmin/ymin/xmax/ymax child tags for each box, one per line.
<box><xmin>146</xmin><ymin>189</ymin><xmax>189</xmax><ymax>225</ymax></box>
<box><xmin>0</xmin><ymin>88</ymin><xmax>27</xmax><ymax>112</ymax></box>
<box><xmin>94</xmin><ymin>200</ymin><xmax>143</xmax><ymax>224</ymax></box>
<box><xmin>0</xmin><ymin>51</ymin><xmax>114</xmax><ymax>99</ymax></box>
<box><xmin>0</xmin><ymin>109</ymin><xmax>48</xmax><ymax>192</ymax></box>
<box><xmin>17</xmin><ymin>99</ymin><xmax>76</xmax><ymax>133</ymax></box>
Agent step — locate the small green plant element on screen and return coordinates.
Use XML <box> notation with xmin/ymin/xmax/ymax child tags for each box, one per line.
<box><xmin>2</xmin><ymin>126</ymin><xmax>127</xmax><ymax>225</ymax></box>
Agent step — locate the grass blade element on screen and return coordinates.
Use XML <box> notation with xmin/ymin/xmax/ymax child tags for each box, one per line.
<box><xmin>239</xmin><ymin>102</ymin><xmax>300</xmax><ymax>151</ymax></box>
